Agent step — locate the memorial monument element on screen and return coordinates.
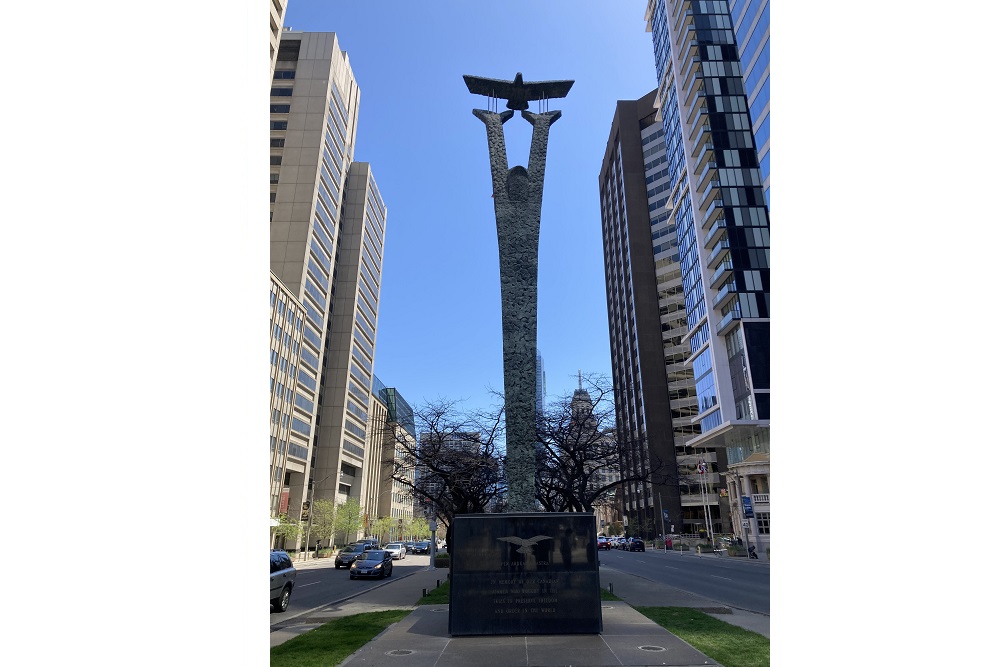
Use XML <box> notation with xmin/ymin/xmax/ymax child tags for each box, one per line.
<box><xmin>463</xmin><ymin>72</ymin><xmax>572</xmax><ymax>512</ymax></box>
<box><xmin>449</xmin><ymin>73</ymin><xmax>601</xmax><ymax>637</ymax></box>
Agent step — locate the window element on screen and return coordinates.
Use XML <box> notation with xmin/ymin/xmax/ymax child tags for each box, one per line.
<box><xmin>270</xmin><ymin>121</ymin><xmax>288</xmax><ymax>130</ymax></box>
<box><xmin>755</xmin><ymin>512</ymin><xmax>770</xmax><ymax>534</ymax></box>
<box><xmin>270</xmin><ymin>138</ymin><xmax>285</xmax><ymax>148</ymax></box>
<box><xmin>270</xmin><ymin>156</ymin><xmax>282</xmax><ymax>166</ymax></box>
<box><xmin>270</xmin><ymin>87</ymin><xmax>293</xmax><ymax>96</ymax></box>
<box><xmin>273</xmin><ymin>70</ymin><xmax>296</xmax><ymax>80</ymax></box>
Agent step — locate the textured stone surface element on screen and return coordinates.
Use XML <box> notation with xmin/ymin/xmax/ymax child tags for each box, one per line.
<box><xmin>473</xmin><ymin>109</ymin><xmax>561</xmax><ymax>512</ymax></box>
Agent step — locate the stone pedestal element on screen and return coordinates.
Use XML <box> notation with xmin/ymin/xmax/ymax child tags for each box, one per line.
<box><xmin>448</xmin><ymin>512</ymin><xmax>602</xmax><ymax>636</ymax></box>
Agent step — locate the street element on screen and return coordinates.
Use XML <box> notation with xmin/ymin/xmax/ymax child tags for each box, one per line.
<box><xmin>273</xmin><ymin>553</ymin><xmax>436</xmax><ymax>622</ymax></box>
<box><xmin>597</xmin><ymin>547</ymin><xmax>769</xmax><ymax>613</ymax></box>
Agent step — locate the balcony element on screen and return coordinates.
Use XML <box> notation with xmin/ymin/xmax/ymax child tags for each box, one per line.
<box><xmin>686</xmin><ymin>91</ymin><xmax>707</xmax><ymax>125</ymax></box>
<box><xmin>710</xmin><ymin>261</ymin><xmax>733</xmax><ymax>289</ymax></box>
<box><xmin>680</xmin><ymin>57</ymin><xmax>701</xmax><ymax>98</ymax></box>
<box><xmin>705</xmin><ymin>217</ymin><xmax>727</xmax><ymax>247</ymax></box>
<box><xmin>696</xmin><ymin>162</ymin><xmax>717</xmax><ymax>193</ymax></box>
<box><xmin>706</xmin><ymin>239</ymin><xmax>729</xmax><ymax>268</ymax></box>
<box><xmin>712</xmin><ymin>281</ymin><xmax>737</xmax><ymax>310</ymax></box>
<box><xmin>683</xmin><ymin>73</ymin><xmax>704</xmax><ymax>108</ymax></box>
<box><xmin>716</xmin><ymin>307</ymin><xmax>742</xmax><ymax>336</ymax></box>
<box><xmin>702</xmin><ymin>197</ymin><xmax>726</xmax><ymax>228</ymax></box>
<box><xmin>690</xmin><ymin>117</ymin><xmax>712</xmax><ymax>148</ymax></box>
<box><xmin>751</xmin><ymin>494</ymin><xmax>769</xmax><ymax>504</ymax></box>
<box><xmin>675</xmin><ymin>21</ymin><xmax>697</xmax><ymax>51</ymax></box>
<box><xmin>670</xmin><ymin>0</ymin><xmax>692</xmax><ymax>29</ymax></box>
<box><xmin>694</xmin><ymin>141</ymin><xmax>715</xmax><ymax>173</ymax></box>
<box><xmin>673</xmin><ymin>6</ymin><xmax>693</xmax><ymax>35</ymax></box>
<box><xmin>698</xmin><ymin>179</ymin><xmax>721</xmax><ymax>208</ymax></box>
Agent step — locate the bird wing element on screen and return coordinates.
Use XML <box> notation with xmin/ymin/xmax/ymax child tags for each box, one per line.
<box><xmin>464</xmin><ymin>74</ymin><xmax>515</xmax><ymax>98</ymax></box>
<box><xmin>525</xmin><ymin>535</ymin><xmax>554</xmax><ymax>545</ymax></box>
<box><xmin>521</xmin><ymin>80</ymin><xmax>574</xmax><ymax>101</ymax></box>
<box><xmin>497</xmin><ymin>536</ymin><xmax>528</xmax><ymax>546</ymax></box>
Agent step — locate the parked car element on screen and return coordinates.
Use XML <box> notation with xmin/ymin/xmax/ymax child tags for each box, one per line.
<box><xmin>625</xmin><ymin>537</ymin><xmax>646</xmax><ymax>552</ymax></box>
<box><xmin>349</xmin><ymin>549</ymin><xmax>394</xmax><ymax>579</ymax></box>
<box><xmin>403</xmin><ymin>541</ymin><xmax>417</xmax><ymax>553</ymax></box>
<box><xmin>359</xmin><ymin>539</ymin><xmax>381</xmax><ymax>550</ymax></box>
<box><xmin>384</xmin><ymin>542</ymin><xmax>407</xmax><ymax>560</ymax></box>
<box><xmin>335</xmin><ymin>543</ymin><xmax>370</xmax><ymax>568</ymax></box>
<box><xmin>597</xmin><ymin>536</ymin><xmax>611</xmax><ymax>550</ymax></box>
<box><xmin>269</xmin><ymin>550</ymin><xmax>296</xmax><ymax>612</ymax></box>
<box><xmin>410</xmin><ymin>541</ymin><xmax>431</xmax><ymax>554</ymax></box>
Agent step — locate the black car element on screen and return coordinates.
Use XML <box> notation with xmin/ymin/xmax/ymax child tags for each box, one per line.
<box><xmin>335</xmin><ymin>543</ymin><xmax>370</xmax><ymax>568</ymax></box>
<box><xmin>349</xmin><ymin>549</ymin><xmax>394</xmax><ymax>579</ymax></box>
<box><xmin>625</xmin><ymin>537</ymin><xmax>646</xmax><ymax>552</ymax></box>
<box><xmin>269</xmin><ymin>550</ymin><xmax>296</xmax><ymax>612</ymax></box>
<box><xmin>410</xmin><ymin>541</ymin><xmax>430</xmax><ymax>554</ymax></box>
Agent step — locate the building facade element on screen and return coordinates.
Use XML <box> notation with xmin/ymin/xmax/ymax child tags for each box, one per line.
<box><xmin>601</xmin><ymin>90</ymin><xmax>700</xmax><ymax>539</ymax></box>
<box><xmin>269</xmin><ymin>0</ymin><xmax>288</xmax><ymax>79</ymax></box>
<box><xmin>644</xmin><ymin>0</ymin><xmax>769</xmax><ymax>551</ymax></box>
<box><xmin>728</xmin><ymin>0</ymin><xmax>769</xmax><ymax>205</ymax></box>
<box><xmin>310</xmin><ymin>160</ymin><xmax>387</xmax><ymax>517</ymax></box>
<box><xmin>268</xmin><ymin>31</ymin><xmax>392</xmax><ymax>552</ymax></box>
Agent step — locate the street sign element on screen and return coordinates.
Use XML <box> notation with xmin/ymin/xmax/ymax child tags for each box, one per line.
<box><xmin>742</xmin><ymin>496</ymin><xmax>753</xmax><ymax>518</ymax></box>
<box><xmin>662</xmin><ymin>510</ymin><xmax>670</xmax><ymax>521</ymax></box>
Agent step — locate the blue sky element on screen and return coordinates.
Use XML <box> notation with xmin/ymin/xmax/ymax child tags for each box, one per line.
<box><xmin>283</xmin><ymin>1</ymin><xmax>655</xmax><ymax>412</ymax></box>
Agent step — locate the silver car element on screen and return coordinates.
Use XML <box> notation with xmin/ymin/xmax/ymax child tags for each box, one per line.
<box><xmin>384</xmin><ymin>542</ymin><xmax>407</xmax><ymax>560</ymax></box>
<box><xmin>270</xmin><ymin>550</ymin><xmax>296</xmax><ymax>612</ymax></box>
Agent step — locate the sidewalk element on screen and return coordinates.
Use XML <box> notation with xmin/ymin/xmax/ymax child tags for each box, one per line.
<box><xmin>271</xmin><ymin>558</ymin><xmax>768</xmax><ymax>665</ymax></box>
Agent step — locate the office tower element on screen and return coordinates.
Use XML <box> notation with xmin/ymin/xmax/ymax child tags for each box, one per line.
<box><xmin>269</xmin><ymin>31</ymin><xmax>390</xmax><ymax>547</ymax></box>
<box><xmin>600</xmin><ymin>90</ymin><xmax>685</xmax><ymax>538</ymax></box>
<box><xmin>311</xmin><ymin>160</ymin><xmax>387</xmax><ymax>514</ymax></box>
<box><xmin>729</xmin><ymin>0</ymin><xmax>769</xmax><ymax>205</ymax></box>
<box><xmin>644</xmin><ymin>0</ymin><xmax>769</xmax><ymax>548</ymax></box>
<box><xmin>270</xmin><ymin>276</ymin><xmax>308</xmax><ymax>518</ymax></box>
<box><xmin>364</xmin><ymin>376</ymin><xmax>417</xmax><ymax>540</ymax></box>
<box><xmin>269</xmin><ymin>0</ymin><xmax>288</xmax><ymax>78</ymax></box>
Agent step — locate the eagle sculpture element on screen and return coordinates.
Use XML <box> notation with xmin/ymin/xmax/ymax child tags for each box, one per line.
<box><xmin>497</xmin><ymin>535</ymin><xmax>554</xmax><ymax>554</ymax></box>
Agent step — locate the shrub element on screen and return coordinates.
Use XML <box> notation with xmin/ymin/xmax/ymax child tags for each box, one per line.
<box><xmin>434</xmin><ymin>553</ymin><xmax>450</xmax><ymax>568</ymax></box>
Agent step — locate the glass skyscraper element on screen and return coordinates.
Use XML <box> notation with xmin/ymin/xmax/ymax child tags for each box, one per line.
<box><xmin>642</xmin><ymin>0</ymin><xmax>770</xmax><ymax>546</ymax></box>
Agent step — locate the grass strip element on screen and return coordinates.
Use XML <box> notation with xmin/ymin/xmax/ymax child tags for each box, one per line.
<box><xmin>416</xmin><ymin>580</ymin><xmax>450</xmax><ymax>605</ymax></box>
<box><xmin>270</xmin><ymin>609</ymin><xmax>410</xmax><ymax>667</ymax></box>
<box><xmin>635</xmin><ymin>606</ymin><xmax>769</xmax><ymax>667</ymax></box>
<box><xmin>600</xmin><ymin>587</ymin><xmax>621</xmax><ymax>601</ymax></box>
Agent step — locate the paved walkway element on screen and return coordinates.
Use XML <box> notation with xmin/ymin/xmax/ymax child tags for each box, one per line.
<box><xmin>271</xmin><ymin>556</ymin><xmax>768</xmax><ymax>665</ymax></box>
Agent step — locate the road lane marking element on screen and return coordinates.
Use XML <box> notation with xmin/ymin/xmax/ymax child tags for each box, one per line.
<box><xmin>710</xmin><ymin>575</ymin><xmax>732</xmax><ymax>581</ymax></box>
<box><xmin>297</xmin><ymin>582</ymin><xmax>319</xmax><ymax>588</ymax></box>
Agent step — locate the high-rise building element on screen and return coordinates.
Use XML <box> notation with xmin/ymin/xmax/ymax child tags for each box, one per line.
<box><xmin>268</xmin><ymin>31</ymin><xmax>390</xmax><ymax>548</ymax></box>
<box><xmin>643</xmin><ymin>0</ymin><xmax>769</xmax><ymax>549</ymax></box>
<box><xmin>728</xmin><ymin>0</ymin><xmax>769</xmax><ymax>205</ymax></box>
<box><xmin>269</xmin><ymin>0</ymin><xmax>288</xmax><ymax>78</ymax></box>
<box><xmin>363</xmin><ymin>375</ymin><xmax>416</xmax><ymax>542</ymax></box>
<box><xmin>311</xmin><ymin>160</ymin><xmax>387</xmax><ymax>512</ymax></box>
<box><xmin>600</xmin><ymin>90</ymin><xmax>685</xmax><ymax>538</ymax></box>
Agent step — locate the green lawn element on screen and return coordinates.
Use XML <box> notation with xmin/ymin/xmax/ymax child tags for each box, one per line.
<box><xmin>416</xmin><ymin>580</ymin><xmax>450</xmax><ymax>605</ymax></box>
<box><xmin>635</xmin><ymin>606</ymin><xmax>769</xmax><ymax>667</ymax></box>
<box><xmin>270</xmin><ymin>609</ymin><xmax>410</xmax><ymax>667</ymax></box>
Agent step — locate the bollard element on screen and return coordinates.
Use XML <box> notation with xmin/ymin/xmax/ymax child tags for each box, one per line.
<box><xmin>609</xmin><ymin>583</ymin><xmax>613</xmax><ymax>594</ymax></box>
<box><xmin>437</xmin><ymin>580</ymin><xmax>440</xmax><ymax>588</ymax></box>
<box><xmin>423</xmin><ymin>588</ymin><xmax>427</xmax><ymax>597</ymax></box>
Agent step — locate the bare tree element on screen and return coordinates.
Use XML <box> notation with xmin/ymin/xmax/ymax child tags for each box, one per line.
<box><xmin>388</xmin><ymin>398</ymin><xmax>507</xmax><ymax>548</ymax></box>
<box><xmin>535</xmin><ymin>373</ymin><xmax>675</xmax><ymax>515</ymax></box>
